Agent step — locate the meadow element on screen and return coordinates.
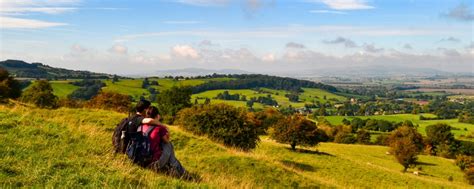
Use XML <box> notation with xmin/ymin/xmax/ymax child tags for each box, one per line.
<box><xmin>0</xmin><ymin>104</ymin><xmax>471</xmax><ymax>188</ymax></box>
<box><xmin>323</xmin><ymin>114</ymin><xmax>474</xmax><ymax>141</ymax></box>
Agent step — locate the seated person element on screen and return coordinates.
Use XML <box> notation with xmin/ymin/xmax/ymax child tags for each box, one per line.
<box><xmin>140</xmin><ymin>106</ymin><xmax>187</xmax><ymax>178</ymax></box>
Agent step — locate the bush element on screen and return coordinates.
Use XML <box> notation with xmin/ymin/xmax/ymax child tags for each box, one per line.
<box><xmin>356</xmin><ymin>129</ymin><xmax>371</xmax><ymax>144</ymax></box>
<box><xmin>334</xmin><ymin>131</ymin><xmax>356</xmax><ymax>144</ymax></box>
<box><xmin>252</xmin><ymin>108</ymin><xmax>284</xmax><ymax>135</ymax></box>
<box><xmin>0</xmin><ymin>68</ymin><xmax>21</xmax><ymax>102</ymax></box>
<box><xmin>270</xmin><ymin>114</ymin><xmax>324</xmax><ymax>150</ymax></box>
<box><xmin>374</xmin><ymin>134</ymin><xmax>390</xmax><ymax>146</ymax></box>
<box><xmin>58</xmin><ymin>98</ymin><xmax>84</xmax><ymax>108</ymax></box>
<box><xmin>68</xmin><ymin>79</ymin><xmax>105</xmax><ymax>100</ymax></box>
<box><xmin>466</xmin><ymin>167</ymin><xmax>474</xmax><ymax>185</ymax></box>
<box><xmin>85</xmin><ymin>92</ymin><xmax>132</xmax><ymax>113</ymax></box>
<box><xmin>20</xmin><ymin>80</ymin><xmax>58</xmax><ymax>108</ymax></box>
<box><xmin>455</xmin><ymin>155</ymin><xmax>472</xmax><ymax>171</ymax></box>
<box><xmin>388</xmin><ymin>126</ymin><xmax>424</xmax><ymax>172</ymax></box>
<box><xmin>425</xmin><ymin>123</ymin><xmax>455</xmax><ymax>156</ymax></box>
<box><xmin>176</xmin><ymin>104</ymin><xmax>259</xmax><ymax>150</ymax></box>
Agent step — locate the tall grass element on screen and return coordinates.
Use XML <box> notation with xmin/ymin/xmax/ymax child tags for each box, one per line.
<box><xmin>0</xmin><ymin>104</ymin><xmax>471</xmax><ymax>188</ymax></box>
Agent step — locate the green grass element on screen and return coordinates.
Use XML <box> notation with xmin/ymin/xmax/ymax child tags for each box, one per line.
<box><xmin>0</xmin><ymin>105</ymin><xmax>471</xmax><ymax>188</ymax></box>
<box><xmin>192</xmin><ymin>88</ymin><xmax>346</xmax><ymax>109</ymax></box>
<box><xmin>49</xmin><ymin>81</ymin><xmax>80</xmax><ymax>98</ymax></box>
<box><xmin>323</xmin><ymin>114</ymin><xmax>474</xmax><ymax>140</ymax></box>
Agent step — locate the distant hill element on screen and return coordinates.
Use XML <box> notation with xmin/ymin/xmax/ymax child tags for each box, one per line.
<box><xmin>0</xmin><ymin>59</ymin><xmax>116</xmax><ymax>79</ymax></box>
<box><xmin>150</xmin><ymin>68</ymin><xmax>253</xmax><ymax>77</ymax></box>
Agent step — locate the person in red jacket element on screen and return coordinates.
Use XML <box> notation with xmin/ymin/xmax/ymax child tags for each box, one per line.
<box><xmin>141</xmin><ymin>106</ymin><xmax>187</xmax><ymax>177</ymax></box>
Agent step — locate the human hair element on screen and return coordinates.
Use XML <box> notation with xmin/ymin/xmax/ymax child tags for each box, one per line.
<box><xmin>146</xmin><ymin>106</ymin><xmax>160</xmax><ymax>119</ymax></box>
<box><xmin>135</xmin><ymin>99</ymin><xmax>151</xmax><ymax>113</ymax></box>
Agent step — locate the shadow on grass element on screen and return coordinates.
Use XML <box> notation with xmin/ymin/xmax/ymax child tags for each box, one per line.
<box><xmin>281</xmin><ymin>160</ymin><xmax>315</xmax><ymax>172</ymax></box>
<box><xmin>416</xmin><ymin>161</ymin><xmax>436</xmax><ymax>166</ymax></box>
<box><xmin>285</xmin><ymin>147</ymin><xmax>335</xmax><ymax>157</ymax></box>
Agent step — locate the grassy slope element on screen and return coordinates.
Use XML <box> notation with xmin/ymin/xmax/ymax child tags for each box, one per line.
<box><xmin>1</xmin><ymin>105</ymin><xmax>470</xmax><ymax>188</ymax></box>
<box><xmin>49</xmin><ymin>81</ymin><xmax>80</xmax><ymax>98</ymax></box>
<box><xmin>324</xmin><ymin>114</ymin><xmax>474</xmax><ymax>140</ymax></box>
<box><xmin>192</xmin><ymin>88</ymin><xmax>347</xmax><ymax>109</ymax></box>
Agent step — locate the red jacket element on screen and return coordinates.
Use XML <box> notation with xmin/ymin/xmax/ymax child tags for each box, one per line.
<box><xmin>140</xmin><ymin>124</ymin><xmax>168</xmax><ymax>162</ymax></box>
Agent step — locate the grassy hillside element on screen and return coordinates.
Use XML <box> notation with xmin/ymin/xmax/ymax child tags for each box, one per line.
<box><xmin>1</xmin><ymin>105</ymin><xmax>470</xmax><ymax>188</ymax></box>
<box><xmin>324</xmin><ymin>114</ymin><xmax>474</xmax><ymax>140</ymax></box>
<box><xmin>192</xmin><ymin>88</ymin><xmax>346</xmax><ymax>109</ymax></box>
<box><xmin>50</xmin><ymin>80</ymin><xmax>80</xmax><ymax>98</ymax></box>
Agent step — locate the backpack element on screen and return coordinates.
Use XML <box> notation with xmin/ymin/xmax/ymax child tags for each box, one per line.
<box><xmin>126</xmin><ymin>126</ymin><xmax>156</xmax><ymax>167</ymax></box>
<box><xmin>112</xmin><ymin>114</ymin><xmax>143</xmax><ymax>154</ymax></box>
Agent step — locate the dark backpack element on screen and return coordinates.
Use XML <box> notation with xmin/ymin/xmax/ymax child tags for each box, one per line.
<box><xmin>126</xmin><ymin>126</ymin><xmax>155</xmax><ymax>167</ymax></box>
<box><xmin>112</xmin><ymin>115</ymin><xmax>143</xmax><ymax>154</ymax></box>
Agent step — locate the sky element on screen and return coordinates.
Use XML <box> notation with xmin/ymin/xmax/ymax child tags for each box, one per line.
<box><xmin>0</xmin><ymin>0</ymin><xmax>473</xmax><ymax>75</ymax></box>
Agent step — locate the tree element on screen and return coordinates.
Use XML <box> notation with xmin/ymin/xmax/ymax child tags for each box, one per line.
<box><xmin>20</xmin><ymin>80</ymin><xmax>58</xmax><ymax>108</ymax></box>
<box><xmin>246</xmin><ymin>100</ymin><xmax>254</xmax><ymax>109</ymax></box>
<box><xmin>0</xmin><ymin>68</ymin><xmax>21</xmax><ymax>102</ymax></box>
<box><xmin>176</xmin><ymin>104</ymin><xmax>259</xmax><ymax>150</ymax></box>
<box><xmin>112</xmin><ymin>74</ymin><xmax>119</xmax><ymax>83</ymax></box>
<box><xmin>356</xmin><ymin>129</ymin><xmax>371</xmax><ymax>144</ymax></box>
<box><xmin>318</xmin><ymin>106</ymin><xmax>327</xmax><ymax>116</ymax></box>
<box><xmin>270</xmin><ymin>114</ymin><xmax>323</xmax><ymax>151</ymax></box>
<box><xmin>86</xmin><ymin>92</ymin><xmax>132</xmax><ymax>113</ymax></box>
<box><xmin>425</xmin><ymin>123</ymin><xmax>455</xmax><ymax>155</ymax></box>
<box><xmin>388</xmin><ymin>126</ymin><xmax>424</xmax><ymax>172</ymax></box>
<box><xmin>155</xmin><ymin>86</ymin><xmax>192</xmax><ymax>119</ymax></box>
<box><xmin>455</xmin><ymin>155</ymin><xmax>472</xmax><ymax>171</ymax></box>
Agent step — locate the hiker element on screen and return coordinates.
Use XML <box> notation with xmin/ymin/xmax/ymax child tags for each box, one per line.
<box><xmin>142</xmin><ymin>106</ymin><xmax>187</xmax><ymax>178</ymax></box>
<box><xmin>113</xmin><ymin>99</ymin><xmax>161</xmax><ymax>153</ymax></box>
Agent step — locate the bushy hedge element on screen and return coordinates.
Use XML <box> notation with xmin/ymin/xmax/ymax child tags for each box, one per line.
<box><xmin>85</xmin><ymin>92</ymin><xmax>132</xmax><ymax>113</ymax></box>
<box><xmin>175</xmin><ymin>104</ymin><xmax>259</xmax><ymax>151</ymax></box>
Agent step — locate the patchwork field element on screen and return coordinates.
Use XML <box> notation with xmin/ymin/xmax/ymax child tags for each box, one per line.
<box><xmin>323</xmin><ymin>114</ymin><xmax>474</xmax><ymax>140</ymax></box>
<box><xmin>0</xmin><ymin>105</ymin><xmax>470</xmax><ymax>188</ymax></box>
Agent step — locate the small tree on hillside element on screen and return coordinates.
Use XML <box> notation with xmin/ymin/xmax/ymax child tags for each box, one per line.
<box><xmin>425</xmin><ymin>123</ymin><xmax>455</xmax><ymax>156</ymax></box>
<box><xmin>142</xmin><ymin>78</ymin><xmax>150</xmax><ymax>89</ymax></box>
<box><xmin>270</xmin><ymin>114</ymin><xmax>323</xmax><ymax>151</ymax></box>
<box><xmin>0</xmin><ymin>68</ymin><xmax>21</xmax><ymax>102</ymax></box>
<box><xmin>20</xmin><ymin>80</ymin><xmax>58</xmax><ymax>108</ymax></box>
<box><xmin>156</xmin><ymin>86</ymin><xmax>192</xmax><ymax>123</ymax></box>
<box><xmin>388</xmin><ymin>126</ymin><xmax>424</xmax><ymax>172</ymax></box>
<box><xmin>356</xmin><ymin>129</ymin><xmax>371</xmax><ymax>144</ymax></box>
<box><xmin>86</xmin><ymin>92</ymin><xmax>132</xmax><ymax>113</ymax></box>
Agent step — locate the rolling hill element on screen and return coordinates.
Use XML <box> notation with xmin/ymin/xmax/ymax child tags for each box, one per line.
<box><xmin>0</xmin><ymin>104</ymin><xmax>470</xmax><ymax>188</ymax></box>
<box><xmin>0</xmin><ymin>60</ymin><xmax>115</xmax><ymax>79</ymax></box>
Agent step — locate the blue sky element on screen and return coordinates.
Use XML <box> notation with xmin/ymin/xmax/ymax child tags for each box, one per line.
<box><xmin>0</xmin><ymin>0</ymin><xmax>473</xmax><ymax>74</ymax></box>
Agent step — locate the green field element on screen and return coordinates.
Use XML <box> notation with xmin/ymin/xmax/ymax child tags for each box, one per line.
<box><xmin>323</xmin><ymin>114</ymin><xmax>474</xmax><ymax>140</ymax></box>
<box><xmin>0</xmin><ymin>105</ymin><xmax>471</xmax><ymax>188</ymax></box>
<box><xmin>49</xmin><ymin>81</ymin><xmax>80</xmax><ymax>98</ymax></box>
<box><xmin>192</xmin><ymin>87</ymin><xmax>347</xmax><ymax>109</ymax></box>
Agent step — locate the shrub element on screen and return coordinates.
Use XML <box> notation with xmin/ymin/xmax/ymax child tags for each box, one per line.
<box><xmin>252</xmin><ymin>108</ymin><xmax>284</xmax><ymax>135</ymax></box>
<box><xmin>85</xmin><ymin>92</ymin><xmax>132</xmax><ymax>113</ymax></box>
<box><xmin>68</xmin><ymin>79</ymin><xmax>105</xmax><ymax>100</ymax></box>
<box><xmin>455</xmin><ymin>155</ymin><xmax>472</xmax><ymax>171</ymax></box>
<box><xmin>374</xmin><ymin>134</ymin><xmax>390</xmax><ymax>146</ymax></box>
<box><xmin>388</xmin><ymin>126</ymin><xmax>424</xmax><ymax>172</ymax></box>
<box><xmin>0</xmin><ymin>68</ymin><xmax>21</xmax><ymax>102</ymax></box>
<box><xmin>466</xmin><ymin>167</ymin><xmax>474</xmax><ymax>185</ymax></box>
<box><xmin>425</xmin><ymin>123</ymin><xmax>455</xmax><ymax>156</ymax></box>
<box><xmin>20</xmin><ymin>80</ymin><xmax>58</xmax><ymax>108</ymax></box>
<box><xmin>176</xmin><ymin>104</ymin><xmax>259</xmax><ymax>150</ymax></box>
<box><xmin>270</xmin><ymin>114</ymin><xmax>324</xmax><ymax>150</ymax></box>
<box><xmin>334</xmin><ymin>131</ymin><xmax>356</xmax><ymax>144</ymax></box>
<box><xmin>356</xmin><ymin>129</ymin><xmax>371</xmax><ymax>144</ymax></box>
<box><xmin>58</xmin><ymin>98</ymin><xmax>84</xmax><ymax>108</ymax></box>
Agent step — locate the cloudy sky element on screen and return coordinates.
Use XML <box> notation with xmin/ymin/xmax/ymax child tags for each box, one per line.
<box><xmin>0</xmin><ymin>0</ymin><xmax>473</xmax><ymax>75</ymax></box>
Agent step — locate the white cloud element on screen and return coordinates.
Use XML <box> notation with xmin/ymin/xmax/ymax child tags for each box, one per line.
<box><xmin>109</xmin><ymin>44</ymin><xmax>128</xmax><ymax>54</ymax></box>
<box><xmin>71</xmin><ymin>44</ymin><xmax>87</xmax><ymax>53</ymax></box>
<box><xmin>310</xmin><ymin>10</ymin><xmax>347</xmax><ymax>14</ymax></box>
<box><xmin>363</xmin><ymin>43</ymin><xmax>384</xmax><ymax>53</ymax></box>
<box><xmin>0</xmin><ymin>16</ymin><xmax>67</xmax><ymax>28</ymax></box>
<box><xmin>403</xmin><ymin>44</ymin><xmax>412</xmax><ymax>49</ymax></box>
<box><xmin>261</xmin><ymin>53</ymin><xmax>275</xmax><ymax>62</ymax></box>
<box><xmin>312</xmin><ymin>0</ymin><xmax>374</xmax><ymax>10</ymax></box>
<box><xmin>172</xmin><ymin>45</ymin><xmax>200</xmax><ymax>59</ymax></box>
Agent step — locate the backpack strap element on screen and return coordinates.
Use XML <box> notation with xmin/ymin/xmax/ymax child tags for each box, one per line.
<box><xmin>144</xmin><ymin>126</ymin><xmax>155</xmax><ymax>137</ymax></box>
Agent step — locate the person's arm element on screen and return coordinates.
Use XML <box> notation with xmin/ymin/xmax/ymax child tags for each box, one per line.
<box><xmin>162</xmin><ymin>132</ymin><xmax>170</xmax><ymax>143</ymax></box>
<box><xmin>142</xmin><ymin>118</ymin><xmax>161</xmax><ymax>125</ymax></box>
